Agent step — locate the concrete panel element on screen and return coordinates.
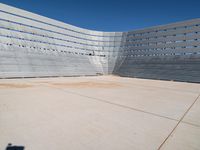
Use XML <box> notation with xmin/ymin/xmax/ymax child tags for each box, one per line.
<box><xmin>1</xmin><ymin>76</ymin><xmax>200</xmax><ymax>150</ymax></box>
<box><xmin>160</xmin><ymin>123</ymin><xmax>200</xmax><ymax>150</ymax></box>
<box><xmin>53</xmin><ymin>77</ymin><xmax>199</xmax><ymax>120</ymax></box>
<box><xmin>0</xmin><ymin>77</ymin><xmax>179</xmax><ymax>150</ymax></box>
<box><xmin>183</xmin><ymin>97</ymin><xmax>200</xmax><ymax>126</ymax></box>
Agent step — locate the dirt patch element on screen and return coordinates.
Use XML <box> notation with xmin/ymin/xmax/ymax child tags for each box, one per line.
<box><xmin>50</xmin><ymin>81</ymin><xmax>122</xmax><ymax>88</ymax></box>
<box><xmin>0</xmin><ymin>83</ymin><xmax>33</xmax><ymax>89</ymax></box>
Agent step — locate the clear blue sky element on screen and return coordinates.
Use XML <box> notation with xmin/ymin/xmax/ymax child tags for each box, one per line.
<box><xmin>0</xmin><ymin>0</ymin><xmax>200</xmax><ymax>31</ymax></box>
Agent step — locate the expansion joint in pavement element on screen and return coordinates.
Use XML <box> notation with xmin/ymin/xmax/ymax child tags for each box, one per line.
<box><xmin>43</xmin><ymin>84</ymin><xmax>179</xmax><ymax>122</ymax></box>
<box><xmin>157</xmin><ymin>93</ymin><xmax>200</xmax><ymax>150</ymax></box>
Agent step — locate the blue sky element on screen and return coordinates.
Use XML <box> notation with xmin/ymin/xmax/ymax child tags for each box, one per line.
<box><xmin>0</xmin><ymin>0</ymin><xmax>200</xmax><ymax>31</ymax></box>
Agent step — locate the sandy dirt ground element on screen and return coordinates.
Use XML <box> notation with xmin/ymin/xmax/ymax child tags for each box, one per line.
<box><xmin>0</xmin><ymin>75</ymin><xmax>200</xmax><ymax>150</ymax></box>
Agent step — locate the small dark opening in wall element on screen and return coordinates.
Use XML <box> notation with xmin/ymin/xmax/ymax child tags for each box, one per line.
<box><xmin>89</xmin><ymin>53</ymin><xmax>92</xmax><ymax>56</ymax></box>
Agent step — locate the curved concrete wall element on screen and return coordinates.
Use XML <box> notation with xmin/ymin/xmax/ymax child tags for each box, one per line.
<box><xmin>0</xmin><ymin>3</ymin><xmax>200</xmax><ymax>82</ymax></box>
<box><xmin>0</xmin><ymin>3</ymin><xmax>124</xmax><ymax>77</ymax></box>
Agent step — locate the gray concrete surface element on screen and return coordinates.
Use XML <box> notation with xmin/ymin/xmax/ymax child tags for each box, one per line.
<box><xmin>1</xmin><ymin>3</ymin><xmax>200</xmax><ymax>82</ymax></box>
<box><xmin>0</xmin><ymin>76</ymin><xmax>200</xmax><ymax>150</ymax></box>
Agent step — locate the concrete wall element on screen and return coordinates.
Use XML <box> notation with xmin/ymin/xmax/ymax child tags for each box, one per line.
<box><xmin>0</xmin><ymin>3</ymin><xmax>124</xmax><ymax>77</ymax></box>
<box><xmin>0</xmin><ymin>3</ymin><xmax>200</xmax><ymax>82</ymax></box>
<box><xmin>113</xmin><ymin>19</ymin><xmax>200</xmax><ymax>82</ymax></box>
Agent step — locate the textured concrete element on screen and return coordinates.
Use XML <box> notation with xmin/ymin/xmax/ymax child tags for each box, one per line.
<box><xmin>0</xmin><ymin>3</ymin><xmax>200</xmax><ymax>82</ymax></box>
<box><xmin>0</xmin><ymin>76</ymin><xmax>200</xmax><ymax>150</ymax></box>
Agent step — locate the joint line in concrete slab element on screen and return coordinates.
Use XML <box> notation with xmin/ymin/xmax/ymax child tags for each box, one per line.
<box><xmin>157</xmin><ymin>93</ymin><xmax>200</xmax><ymax>150</ymax></box>
<box><xmin>43</xmin><ymin>84</ymin><xmax>179</xmax><ymax>122</ymax></box>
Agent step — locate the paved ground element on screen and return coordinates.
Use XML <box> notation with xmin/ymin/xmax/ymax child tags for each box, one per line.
<box><xmin>0</xmin><ymin>76</ymin><xmax>200</xmax><ymax>150</ymax></box>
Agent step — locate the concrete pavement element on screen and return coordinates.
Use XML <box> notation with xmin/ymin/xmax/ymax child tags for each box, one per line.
<box><xmin>0</xmin><ymin>76</ymin><xmax>200</xmax><ymax>150</ymax></box>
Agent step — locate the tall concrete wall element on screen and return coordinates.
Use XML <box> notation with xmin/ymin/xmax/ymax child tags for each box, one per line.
<box><xmin>0</xmin><ymin>3</ymin><xmax>124</xmax><ymax>77</ymax></box>
<box><xmin>0</xmin><ymin>3</ymin><xmax>200</xmax><ymax>82</ymax></box>
<box><xmin>113</xmin><ymin>19</ymin><xmax>200</xmax><ymax>82</ymax></box>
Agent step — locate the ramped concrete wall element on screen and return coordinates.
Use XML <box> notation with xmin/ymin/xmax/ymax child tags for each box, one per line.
<box><xmin>0</xmin><ymin>3</ymin><xmax>200</xmax><ymax>82</ymax></box>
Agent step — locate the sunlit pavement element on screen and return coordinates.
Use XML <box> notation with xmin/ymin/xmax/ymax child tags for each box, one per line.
<box><xmin>0</xmin><ymin>76</ymin><xmax>200</xmax><ymax>150</ymax></box>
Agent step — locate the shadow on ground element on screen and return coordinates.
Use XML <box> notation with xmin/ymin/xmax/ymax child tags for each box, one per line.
<box><xmin>5</xmin><ymin>143</ymin><xmax>25</xmax><ymax>150</ymax></box>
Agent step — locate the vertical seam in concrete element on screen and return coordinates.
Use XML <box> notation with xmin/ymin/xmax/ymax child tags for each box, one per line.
<box><xmin>157</xmin><ymin>93</ymin><xmax>200</xmax><ymax>150</ymax></box>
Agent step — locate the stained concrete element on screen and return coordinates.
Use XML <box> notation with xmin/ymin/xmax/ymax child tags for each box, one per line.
<box><xmin>0</xmin><ymin>76</ymin><xmax>200</xmax><ymax>150</ymax></box>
